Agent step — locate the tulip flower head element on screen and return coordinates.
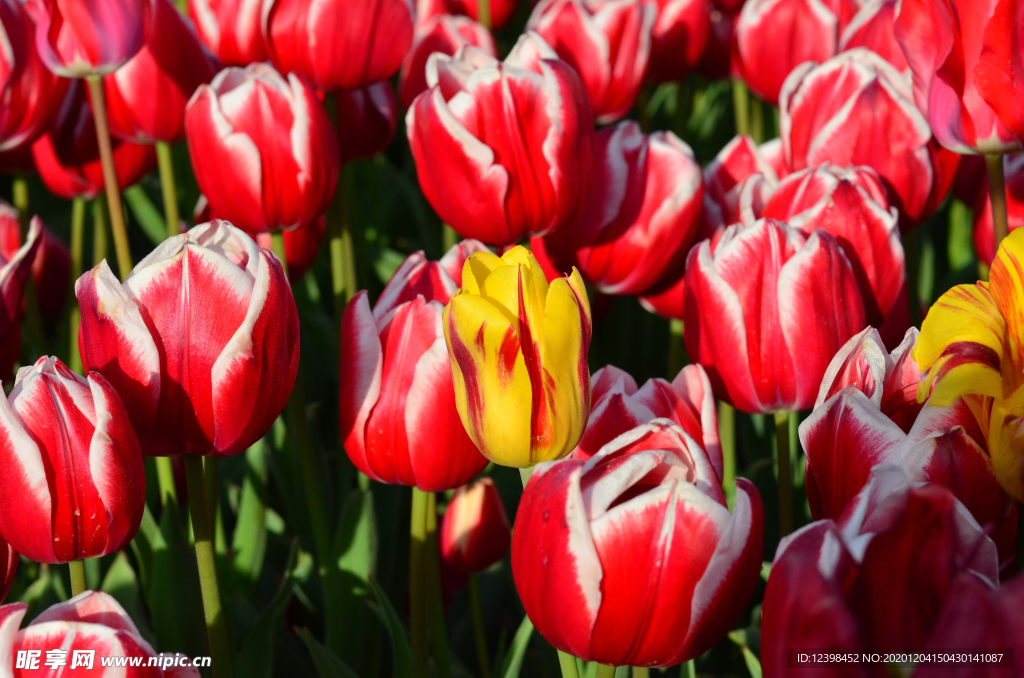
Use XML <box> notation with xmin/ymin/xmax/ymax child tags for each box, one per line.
<box><xmin>0</xmin><ymin>356</ymin><xmax>145</xmax><ymax>564</ymax></box>
<box><xmin>399</xmin><ymin>14</ymin><xmax>496</xmax><ymax>109</ymax></box>
<box><xmin>440</xmin><ymin>477</ymin><xmax>511</xmax><ymax>572</ymax></box>
<box><xmin>443</xmin><ymin>246</ymin><xmax>592</xmax><ymax>468</ymax></box>
<box><xmin>0</xmin><ymin>215</ymin><xmax>41</xmax><ymax>382</ymax></box>
<box><xmin>646</xmin><ymin>0</ymin><xmax>710</xmax><ymax>83</ymax></box>
<box><xmin>188</xmin><ymin>0</ymin><xmax>268</xmax><ymax>66</ymax></box>
<box><xmin>914</xmin><ymin>228</ymin><xmax>1024</xmax><ymax>502</ymax></box>
<box><xmin>0</xmin><ymin>535</ymin><xmax>14</xmax><ymax>604</ymax></box>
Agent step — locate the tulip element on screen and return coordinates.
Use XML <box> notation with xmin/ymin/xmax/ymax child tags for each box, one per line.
<box><xmin>0</xmin><ymin>0</ymin><xmax>66</xmax><ymax>152</ymax></box>
<box><xmin>23</xmin><ymin>0</ymin><xmax>154</xmax><ymax>78</ymax></box>
<box><xmin>439</xmin><ymin>477</ymin><xmax>510</xmax><ymax>572</ymax></box>
<box><xmin>646</xmin><ymin>0</ymin><xmax>710</xmax><ymax>83</ymax></box>
<box><xmin>0</xmin><ymin>356</ymin><xmax>144</xmax><ymax>564</ymax></box>
<box><xmin>800</xmin><ymin>327</ymin><xmax>1018</xmax><ymax>569</ymax></box>
<box><xmin>406</xmin><ymin>33</ymin><xmax>596</xmax><ymax>246</ymax></box>
<box><xmin>415</xmin><ymin>0</ymin><xmax>518</xmax><ymax>31</ymax></box>
<box><xmin>185</xmin><ymin>63</ymin><xmax>340</xmax><ymax>235</ymax></box>
<box><xmin>102</xmin><ymin>0</ymin><xmax>220</xmax><ymax>145</ymax></box>
<box><xmin>761</xmin><ymin>468</ymin><xmax>1002</xmax><ymax>671</ymax></box>
<box><xmin>703</xmin><ymin>134</ymin><xmax>781</xmax><ymax>227</ymax></box>
<box><xmin>780</xmin><ymin>48</ymin><xmax>959</xmax><ymax>226</ymax></box>
<box><xmin>914</xmin><ymin>228</ymin><xmax>1024</xmax><ymax>502</ymax></box>
<box><xmin>76</xmin><ymin>220</ymin><xmax>299</xmax><ymax>458</ymax></box>
<box><xmin>399</xmin><ymin>14</ymin><xmax>496</xmax><ymax>109</ymax></box>
<box><xmin>0</xmin><ymin>592</ymin><xmax>201</xmax><ymax>677</ymax></box>
<box><xmin>256</xmin><ymin>217</ymin><xmax>326</xmax><ymax>283</ymax></box>
<box><xmin>527</xmin><ymin>0</ymin><xmax>656</xmax><ymax>124</ymax></box>
<box><xmin>443</xmin><ymin>246</ymin><xmax>591</xmax><ymax>467</ymax></box>
<box><xmin>684</xmin><ymin>218</ymin><xmax>866</xmax><ymax>414</ymax></box>
<box><xmin>31</xmin><ymin>80</ymin><xmax>157</xmax><ymax>201</ymax></box>
<box><xmin>340</xmin><ymin>245</ymin><xmax>488</xmax><ymax>491</ymax></box>
<box><xmin>0</xmin><ymin>536</ymin><xmax>14</xmax><ymax>604</ymax></box>
<box><xmin>695</xmin><ymin>4</ymin><xmax>738</xmax><ymax>81</ymax></box>
<box><xmin>973</xmin><ymin>154</ymin><xmax>1024</xmax><ymax>265</ymax></box>
<box><xmin>839</xmin><ymin>0</ymin><xmax>906</xmax><ymax>71</ymax></box>
<box><xmin>0</xmin><ymin>202</ymin><xmax>70</xmax><ymax>320</ymax></box>
<box><xmin>0</xmin><ymin>218</ymin><xmax>41</xmax><ymax>382</ymax></box>
<box><xmin>513</xmin><ymin>420</ymin><xmax>763</xmax><ymax>666</ymax></box>
<box><xmin>188</xmin><ymin>0</ymin><xmax>268</xmax><ymax>66</ymax></box>
<box><xmin>894</xmin><ymin>0</ymin><xmax>1023</xmax><ymax>154</ymax></box>
<box><xmin>577</xmin><ymin>364</ymin><xmax>721</xmax><ymax>475</ymax></box>
<box><xmin>336</xmin><ymin>82</ymin><xmax>398</xmax><ymax>165</ymax></box>
<box><xmin>263</xmin><ymin>0</ymin><xmax>414</xmax><ymax>92</ymax></box>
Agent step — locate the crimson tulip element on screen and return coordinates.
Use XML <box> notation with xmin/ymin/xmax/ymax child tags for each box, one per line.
<box><xmin>513</xmin><ymin>420</ymin><xmax>762</xmax><ymax>666</ymax></box>
<box><xmin>684</xmin><ymin>218</ymin><xmax>866</xmax><ymax>414</ymax></box>
<box><xmin>527</xmin><ymin>0</ymin><xmax>656</xmax><ymax>124</ymax></box>
<box><xmin>263</xmin><ymin>0</ymin><xmax>414</xmax><ymax>92</ymax></box>
<box><xmin>840</xmin><ymin>0</ymin><xmax>906</xmax><ymax>71</ymax></box>
<box><xmin>0</xmin><ymin>536</ymin><xmax>14</xmax><ymax>604</ymax></box>
<box><xmin>761</xmin><ymin>468</ymin><xmax>1005</xmax><ymax>674</ymax></box>
<box><xmin>0</xmin><ymin>217</ymin><xmax>41</xmax><ymax>382</ymax></box>
<box><xmin>0</xmin><ymin>202</ymin><xmax>70</xmax><ymax>321</ymax></box>
<box><xmin>24</xmin><ymin>0</ymin><xmax>154</xmax><ymax>77</ymax></box>
<box><xmin>102</xmin><ymin>0</ymin><xmax>219</xmax><ymax>145</ymax></box>
<box><xmin>255</xmin><ymin>217</ymin><xmax>326</xmax><ymax>283</ymax></box>
<box><xmin>399</xmin><ymin>15</ymin><xmax>495</xmax><ymax>110</ymax></box>
<box><xmin>535</xmin><ymin>122</ymin><xmax>703</xmax><ymax>296</ymax></box>
<box><xmin>974</xmin><ymin>154</ymin><xmax>1024</xmax><ymax>265</ymax></box>
<box><xmin>76</xmin><ymin>220</ymin><xmax>299</xmax><ymax>458</ymax></box>
<box><xmin>188</xmin><ymin>0</ymin><xmax>268</xmax><ymax>66</ymax></box>
<box><xmin>416</xmin><ymin>0</ymin><xmax>518</xmax><ymax>31</ymax></box>
<box><xmin>895</xmin><ymin>0</ymin><xmax>1023</xmax><ymax>154</ymax></box>
<box><xmin>0</xmin><ymin>592</ymin><xmax>200</xmax><ymax>677</ymax></box>
<box><xmin>336</xmin><ymin>82</ymin><xmax>397</xmax><ymax>165</ymax></box>
<box><xmin>703</xmin><ymin>134</ymin><xmax>782</xmax><ymax>228</ymax></box>
<box><xmin>440</xmin><ymin>477</ymin><xmax>510</xmax><ymax>572</ymax></box>
<box><xmin>695</xmin><ymin>4</ymin><xmax>738</xmax><ymax>80</ymax></box>
<box><xmin>0</xmin><ymin>356</ymin><xmax>144</xmax><ymax>564</ymax></box>
<box><xmin>185</xmin><ymin>63</ymin><xmax>340</xmax><ymax>235</ymax></box>
<box><xmin>340</xmin><ymin>244</ymin><xmax>489</xmax><ymax>491</ymax></box>
<box><xmin>0</xmin><ymin>0</ymin><xmax>66</xmax><ymax>152</ymax></box>
<box><xmin>31</xmin><ymin>80</ymin><xmax>157</xmax><ymax>200</ymax></box>
<box><xmin>577</xmin><ymin>364</ymin><xmax>721</xmax><ymax>475</ymax></box>
<box><xmin>646</xmin><ymin>0</ymin><xmax>710</xmax><ymax>83</ymax></box>
<box><xmin>780</xmin><ymin>48</ymin><xmax>959</xmax><ymax>226</ymax></box>
<box><xmin>800</xmin><ymin>327</ymin><xmax>1018</xmax><ymax>569</ymax></box>
<box><xmin>406</xmin><ymin>33</ymin><xmax>595</xmax><ymax>246</ymax></box>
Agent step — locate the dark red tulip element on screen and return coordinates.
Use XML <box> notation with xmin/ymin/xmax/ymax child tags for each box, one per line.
<box><xmin>646</xmin><ymin>0</ymin><xmax>710</xmax><ymax>83</ymax></box>
<box><xmin>336</xmin><ymin>82</ymin><xmax>398</xmax><ymax>165</ymax></box>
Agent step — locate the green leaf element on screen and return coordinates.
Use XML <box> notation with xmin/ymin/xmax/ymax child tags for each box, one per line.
<box><xmin>327</xmin><ymin>488</ymin><xmax>378</xmax><ymax>662</ymax></box>
<box><xmin>123</xmin><ymin>185</ymin><xmax>167</xmax><ymax>246</ymax></box>
<box><xmin>296</xmin><ymin>628</ymin><xmax>360</xmax><ymax>678</ymax></box>
<box><xmin>233</xmin><ymin>540</ymin><xmax>299</xmax><ymax>678</ymax></box>
<box><xmin>148</xmin><ymin>502</ymin><xmax>207</xmax><ymax>658</ymax></box>
<box><xmin>101</xmin><ymin>552</ymin><xmax>153</xmax><ymax>644</ymax></box>
<box><xmin>729</xmin><ymin>630</ymin><xmax>763</xmax><ymax>678</ymax></box>
<box><xmin>230</xmin><ymin>439</ymin><xmax>269</xmax><ymax>592</ymax></box>
<box><xmin>496</xmin><ymin>615</ymin><xmax>533</xmax><ymax>678</ymax></box>
<box><xmin>367</xmin><ymin>577</ymin><xmax>412</xmax><ymax>678</ymax></box>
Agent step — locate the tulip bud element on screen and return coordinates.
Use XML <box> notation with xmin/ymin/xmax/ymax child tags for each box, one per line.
<box><xmin>102</xmin><ymin>0</ymin><xmax>220</xmax><ymax>145</ymax></box>
<box><xmin>24</xmin><ymin>0</ymin><xmax>154</xmax><ymax>78</ymax></box>
<box><xmin>263</xmin><ymin>0</ymin><xmax>414</xmax><ymax>92</ymax></box>
<box><xmin>340</xmin><ymin>245</ymin><xmax>489</xmax><ymax>491</ymax></box>
<box><xmin>399</xmin><ymin>15</ymin><xmax>496</xmax><ymax>109</ymax></box>
<box><xmin>0</xmin><ymin>217</ymin><xmax>42</xmax><ymax>382</ymax></box>
<box><xmin>416</xmin><ymin>0</ymin><xmax>519</xmax><ymax>31</ymax></box>
<box><xmin>0</xmin><ymin>357</ymin><xmax>145</xmax><ymax>564</ymax></box>
<box><xmin>440</xmin><ymin>477</ymin><xmax>511</xmax><ymax>572</ymax></box>
<box><xmin>77</xmin><ymin>220</ymin><xmax>299</xmax><ymax>458</ymax></box>
<box><xmin>0</xmin><ymin>203</ymin><xmax>71</xmax><ymax>321</ymax></box>
<box><xmin>406</xmin><ymin>33</ymin><xmax>596</xmax><ymax>246</ymax></box>
<box><xmin>513</xmin><ymin>421</ymin><xmax>763</xmax><ymax>666</ymax></box>
<box><xmin>646</xmin><ymin>0</ymin><xmax>710</xmax><ymax>83</ymax></box>
<box><xmin>443</xmin><ymin>246</ymin><xmax>591</xmax><ymax>467</ymax></box>
<box><xmin>973</xmin><ymin>154</ymin><xmax>1024</xmax><ymax>266</ymax></box>
<box><xmin>0</xmin><ymin>0</ymin><xmax>66</xmax><ymax>152</ymax></box>
<box><xmin>188</xmin><ymin>0</ymin><xmax>268</xmax><ymax>66</ymax></box>
<box><xmin>336</xmin><ymin>82</ymin><xmax>398</xmax><ymax>165</ymax></box>
<box><xmin>684</xmin><ymin>218</ymin><xmax>866</xmax><ymax>414</ymax></box>
<box><xmin>185</xmin><ymin>64</ymin><xmax>340</xmax><ymax>235</ymax></box>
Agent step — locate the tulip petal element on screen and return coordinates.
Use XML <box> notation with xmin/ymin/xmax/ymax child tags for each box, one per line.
<box><xmin>339</xmin><ymin>291</ymin><xmax>384</xmax><ymax>480</ymax></box>
<box><xmin>987</xmin><ymin>228</ymin><xmax>1024</xmax><ymax>390</ymax></box>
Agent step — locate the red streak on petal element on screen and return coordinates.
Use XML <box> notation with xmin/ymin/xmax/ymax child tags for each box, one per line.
<box><xmin>499</xmin><ymin>325</ymin><xmax>520</xmax><ymax>383</ymax></box>
<box><xmin>517</xmin><ymin>267</ymin><xmax>551</xmax><ymax>453</ymax></box>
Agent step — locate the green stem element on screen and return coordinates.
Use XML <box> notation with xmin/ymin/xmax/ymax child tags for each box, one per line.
<box><xmin>902</xmin><ymin>228</ymin><xmax>921</xmax><ymax>327</ymax></box>
<box><xmin>667</xmin><ymin>319</ymin><xmax>685</xmax><ymax>377</ymax></box>
<box><xmin>155</xmin><ymin>457</ymin><xmax>177</xmax><ymax>507</ymax></box>
<box><xmin>425</xmin><ymin>491</ymin><xmax>452</xmax><ymax>678</ymax></box>
<box><xmin>595</xmin><ymin>665</ymin><xmax>616</xmax><ymax>678</ymax></box>
<box><xmin>156</xmin><ymin>141</ymin><xmax>179</xmax><ymax>238</ymax></box>
<box><xmin>92</xmin><ymin>195</ymin><xmax>108</xmax><ymax>266</ymax></box>
<box><xmin>12</xmin><ymin>177</ymin><xmax>29</xmax><ymax>236</ymax></box>
<box><xmin>987</xmin><ymin>154</ymin><xmax>1010</xmax><ymax>250</ymax></box>
<box><xmin>442</xmin><ymin>224</ymin><xmax>458</xmax><ymax>253</ymax></box>
<box><xmin>774</xmin><ymin>411</ymin><xmax>794</xmax><ymax>537</ymax></box>
<box><xmin>184</xmin><ymin>455</ymin><xmax>233</xmax><ymax>678</ymax></box>
<box><xmin>632</xmin><ymin>668</ymin><xmax>649</xmax><ymax>678</ymax></box>
<box><xmin>469</xmin><ymin>573</ymin><xmax>491</xmax><ymax>678</ymax></box>
<box><xmin>477</xmin><ymin>0</ymin><xmax>491</xmax><ymax>28</ymax></box>
<box><xmin>681</xmin><ymin>659</ymin><xmax>696</xmax><ymax>678</ymax></box>
<box><xmin>205</xmin><ymin>457</ymin><xmax>219</xmax><ymax>529</ymax></box>
<box><xmin>326</xmin><ymin>96</ymin><xmax>358</xmax><ymax>320</ymax></box>
<box><xmin>69</xmin><ymin>197</ymin><xmax>86</xmax><ymax>373</ymax></box>
<box><xmin>410</xmin><ymin>488</ymin><xmax>430</xmax><ymax>678</ymax></box>
<box><xmin>732</xmin><ymin>80</ymin><xmax>750</xmax><ymax>137</ymax></box>
<box><xmin>719</xmin><ymin>401</ymin><xmax>736</xmax><ymax>507</ymax></box>
<box><xmin>750</xmin><ymin>96</ymin><xmax>766</xmax><ymax>145</ymax></box>
<box><xmin>86</xmin><ymin>76</ymin><xmax>133</xmax><ymax>281</ymax></box>
<box><xmin>69</xmin><ymin>560</ymin><xmax>87</xmax><ymax>596</ymax></box>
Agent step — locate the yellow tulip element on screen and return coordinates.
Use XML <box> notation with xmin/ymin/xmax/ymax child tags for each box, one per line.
<box><xmin>914</xmin><ymin>228</ymin><xmax>1024</xmax><ymax>500</ymax></box>
<box><xmin>442</xmin><ymin>246</ymin><xmax>592</xmax><ymax>468</ymax></box>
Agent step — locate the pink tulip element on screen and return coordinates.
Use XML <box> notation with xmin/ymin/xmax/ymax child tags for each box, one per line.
<box><xmin>188</xmin><ymin>0</ymin><xmax>268</xmax><ymax>66</ymax></box>
<box><xmin>399</xmin><ymin>14</ymin><xmax>496</xmax><ymax>109</ymax></box>
<box><xmin>440</xmin><ymin>477</ymin><xmax>510</xmax><ymax>572</ymax></box>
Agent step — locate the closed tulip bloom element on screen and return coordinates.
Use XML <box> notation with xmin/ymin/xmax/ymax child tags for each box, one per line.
<box><xmin>696</xmin><ymin>4</ymin><xmax>738</xmax><ymax>80</ymax></box>
<box><xmin>839</xmin><ymin>0</ymin><xmax>906</xmax><ymax>71</ymax></box>
<box><xmin>407</xmin><ymin>33</ymin><xmax>596</xmax><ymax>246</ymax></box>
<box><xmin>0</xmin><ymin>203</ymin><xmax>70</xmax><ymax>321</ymax></box>
<box><xmin>24</xmin><ymin>0</ymin><xmax>154</xmax><ymax>78</ymax></box>
<box><xmin>646</xmin><ymin>0</ymin><xmax>710</xmax><ymax>83</ymax></box>
<box><xmin>895</xmin><ymin>0</ymin><xmax>1023</xmax><ymax>154</ymax></box>
<box><xmin>399</xmin><ymin>15</ymin><xmax>495</xmax><ymax>110</ymax></box>
<box><xmin>513</xmin><ymin>420</ymin><xmax>763</xmax><ymax>666</ymax></box>
<box><xmin>0</xmin><ymin>356</ymin><xmax>144</xmax><ymax>564</ymax></box>
<box><xmin>780</xmin><ymin>48</ymin><xmax>959</xmax><ymax>226</ymax></box>
<box><xmin>185</xmin><ymin>64</ymin><xmax>340</xmax><ymax>235</ymax></box>
<box><xmin>528</xmin><ymin>0</ymin><xmax>656</xmax><ymax>124</ymax></box>
<box><xmin>415</xmin><ymin>0</ymin><xmax>518</xmax><ymax>31</ymax></box>
<box><xmin>0</xmin><ymin>0</ymin><xmax>66</xmax><ymax>152</ymax></box>
<box><xmin>684</xmin><ymin>218</ymin><xmax>866</xmax><ymax>414</ymax></box>
<box><xmin>256</xmin><ymin>217</ymin><xmax>325</xmax><ymax>283</ymax></box>
<box><xmin>76</xmin><ymin>220</ymin><xmax>299</xmax><ymax>458</ymax></box>
<box><xmin>340</xmin><ymin>245</ymin><xmax>488</xmax><ymax>491</ymax></box>
<box><xmin>0</xmin><ymin>217</ymin><xmax>42</xmax><ymax>382</ymax></box>
<box><xmin>31</xmin><ymin>80</ymin><xmax>157</xmax><ymax>200</ymax></box>
<box><xmin>102</xmin><ymin>0</ymin><xmax>220</xmax><ymax>145</ymax></box>
<box><xmin>263</xmin><ymin>0</ymin><xmax>414</xmax><ymax>92</ymax></box>
<box><xmin>444</xmin><ymin>246</ymin><xmax>591</xmax><ymax>467</ymax></box>
<box><xmin>0</xmin><ymin>592</ymin><xmax>200</xmax><ymax>677</ymax></box>
<box><xmin>336</xmin><ymin>82</ymin><xmax>397</xmax><ymax>165</ymax></box>
<box><xmin>188</xmin><ymin>0</ymin><xmax>268</xmax><ymax>66</ymax></box>
<box><xmin>800</xmin><ymin>327</ymin><xmax>1018</xmax><ymax>568</ymax></box>
<box><xmin>973</xmin><ymin>154</ymin><xmax>1024</xmax><ymax>265</ymax></box>
<box><xmin>440</xmin><ymin>477</ymin><xmax>511</xmax><ymax>572</ymax></box>
<box><xmin>914</xmin><ymin>228</ymin><xmax>1024</xmax><ymax>502</ymax></box>
<box><xmin>703</xmin><ymin>134</ymin><xmax>781</xmax><ymax>228</ymax></box>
